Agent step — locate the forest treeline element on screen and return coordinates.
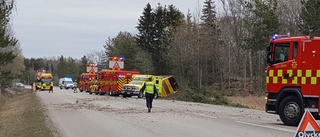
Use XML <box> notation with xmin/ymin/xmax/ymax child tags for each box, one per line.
<box><xmin>1</xmin><ymin>0</ymin><xmax>319</xmax><ymax>97</ymax></box>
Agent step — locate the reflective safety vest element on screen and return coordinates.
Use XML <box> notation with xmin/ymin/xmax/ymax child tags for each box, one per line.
<box><xmin>90</xmin><ymin>81</ymin><xmax>93</xmax><ymax>85</ymax></box>
<box><xmin>74</xmin><ymin>81</ymin><xmax>77</xmax><ymax>86</ymax></box>
<box><xmin>50</xmin><ymin>82</ymin><xmax>53</xmax><ymax>86</ymax></box>
<box><xmin>91</xmin><ymin>80</ymin><xmax>98</xmax><ymax>85</ymax></box>
<box><xmin>144</xmin><ymin>82</ymin><xmax>155</xmax><ymax>94</ymax></box>
<box><xmin>42</xmin><ymin>83</ymin><xmax>46</xmax><ymax>89</ymax></box>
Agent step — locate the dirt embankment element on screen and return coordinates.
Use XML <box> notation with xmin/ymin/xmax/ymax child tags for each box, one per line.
<box><xmin>0</xmin><ymin>88</ymin><xmax>56</xmax><ymax>137</ymax></box>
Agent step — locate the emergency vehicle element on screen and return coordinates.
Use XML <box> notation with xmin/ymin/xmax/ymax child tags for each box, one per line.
<box><xmin>59</xmin><ymin>77</ymin><xmax>74</xmax><ymax>89</ymax></box>
<box><xmin>79</xmin><ymin>63</ymin><xmax>98</xmax><ymax>92</ymax></box>
<box><xmin>265</xmin><ymin>34</ymin><xmax>320</xmax><ymax>126</ymax></box>
<box><xmin>121</xmin><ymin>74</ymin><xmax>178</xmax><ymax>98</ymax></box>
<box><xmin>35</xmin><ymin>70</ymin><xmax>53</xmax><ymax>91</ymax></box>
<box><xmin>98</xmin><ymin>69</ymin><xmax>139</xmax><ymax>96</ymax></box>
<box><xmin>89</xmin><ymin>56</ymin><xmax>139</xmax><ymax>95</ymax></box>
<box><xmin>121</xmin><ymin>74</ymin><xmax>154</xmax><ymax>97</ymax></box>
<box><xmin>79</xmin><ymin>73</ymin><xmax>97</xmax><ymax>92</ymax></box>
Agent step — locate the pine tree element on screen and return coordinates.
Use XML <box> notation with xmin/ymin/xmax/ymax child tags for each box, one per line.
<box><xmin>56</xmin><ymin>55</ymin><xmax>66</xmax><ymax>78</ymax></box>
<box><xmin>79</xmin><ymin>55</ymin><xmax>88</xmax><ymax>73</ymax></box>
<box><xmin>198</xmin><ymin>0</ymin><xmax>221</xmax><ymax>86</ymax></box>
<box><xmin>201</xmin><ymin>0</ymin><xmax>218</xmax><ymax>31</ymax></box>
<box><xmin>244</xmin><ymin>0</ymin><xmax>280</xmax><ymax>50</ymax></box>
<box><xmin>151</xmin><ymin>4</ymin><xmax>167</xmax><ymax>74</ymax></box>
<box><xmin>243</xmin><ymin>0</ymin><xmax>280</xmax><ymax>93</ymax></box>
<box><xmin>136</xmin><ymin>3</ymin><xmax>183</xmax><ymax>75</ymax></box>
<box><xmin>104</xmin><ymin>31</ymin><xmax>139</xmax><ymax>70</ymax></box>
<box><xmin>0</xmin><ymin>0</ymin><xmax>17</xmax><ymax>66</ymax></box>
<box><xmin>136</xmin><ymin>3</ymin><xmax>155</xmax><ymax>51</ymax></box>
<box><xmin>0</xmin><ymin>0</ymin><xmax>19</xmax><ymax>87</ymax></box>
<box><xmin>299</xmin><ymin>0</ymin><xmax>320</xmax><ymax>35</ymax></box>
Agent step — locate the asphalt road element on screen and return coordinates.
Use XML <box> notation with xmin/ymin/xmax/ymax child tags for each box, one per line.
<box><xmin>36</xmin><ymin>87</ymin><xmax>297</xmax><ymax>137</ymax></box>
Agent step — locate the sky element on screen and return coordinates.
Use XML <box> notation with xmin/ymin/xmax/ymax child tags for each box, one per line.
<box><xmin>12</xmin><ymin>0</ymin><xmax>213</xmax><ymax>59</ymax></box>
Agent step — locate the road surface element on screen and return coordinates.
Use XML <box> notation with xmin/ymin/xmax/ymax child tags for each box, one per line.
<box><xmin>36</xmin><ymin>87</ymin><xmax>297</xmax><ymax>137</ymax></box>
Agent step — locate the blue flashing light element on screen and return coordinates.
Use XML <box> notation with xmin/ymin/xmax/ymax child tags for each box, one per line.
<box><xmin>272</xmin><ymin>34</ymin><xmax>279</xmax><ymax>40</ymax></box>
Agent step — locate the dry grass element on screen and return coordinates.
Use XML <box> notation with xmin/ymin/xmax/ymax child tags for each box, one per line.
<box><xmin>0</xmin><ymin>89</ymin><xmax>54</xmax><ymax>137</ymax></box>
<box><xmin>227</xmin><ymin>96</ymin><xmax>266</xmax><ymax>110</ymax></box>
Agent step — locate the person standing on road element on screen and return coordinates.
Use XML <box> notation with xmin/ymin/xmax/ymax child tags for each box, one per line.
<box><xmin>42</xmin><ymin>82</ymin><xmax>46</xmax><ymax>91</ymax></box>
<box><xmin>32</xmin><ymin>82</ymin><xmax>36</xmax><ymax>92</ymax></box>
<box><xmin>49</xmin><ymin>81</ymin><xmax>54</xmax><ymax>93</ymax></box>
<box><xmin>73</xmin><ymin>80</ymin><xmax>78</xmax><ymax>93</ymax></box>
<box><xmin>140</xmin><ymin>80</ymin><xmax>157</xmax><ymax>113</ymax></box>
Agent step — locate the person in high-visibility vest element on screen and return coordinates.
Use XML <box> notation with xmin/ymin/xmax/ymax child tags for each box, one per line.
<box><xmin>140</xmin><ymin>81</ymin><xmax>157</xmax><ymax>113</ymax></box>
<box><xmin>73</xmin><ymin>80</ymin><xmax>78</xmax><ymax>93</ymax></box>
<box><xmin>89</xmin><ymin>78</ymin><xmax>98</xmax><ymax>94</ymax></box>
<box><xmin>37</xmin><ymin>83</ymin><xmax>42</xmax><ymax>91</ymax></box>
<box><xmin>42</xmin><ymin>82</ymin><xmax>46</xmax><ymax>91</ymax></box>
<box><xmin>49</xmin><ymin>81</ymin><xmax>54</xmax><ymax>93</ymax></box>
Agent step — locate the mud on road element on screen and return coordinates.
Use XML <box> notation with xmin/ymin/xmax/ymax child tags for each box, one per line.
<box><xmin>37</xmin><ymin>87</ymin><xmax>296</xmax><ymax>137</ymax></box>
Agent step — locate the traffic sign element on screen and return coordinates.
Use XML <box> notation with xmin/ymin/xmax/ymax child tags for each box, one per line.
<box><xmin>113</xmin><ymin>61</ymin><xmax>120</xmax><ymax>68</ymax></box>
<box><xmin>294</xmin><ymin>110</ymin><xmax>320</xmax><ymax>137</ymax></box>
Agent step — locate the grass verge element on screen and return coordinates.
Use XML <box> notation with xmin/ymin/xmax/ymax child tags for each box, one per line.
<box><xmin>227</xmin><ymin>96</ymin><xmax>266</xmax><ymax>110</ymax></box>
<box><xmin>0</xmin><ymin>88</ymin><xmax>54</xmax><ymax>137</ymax></box>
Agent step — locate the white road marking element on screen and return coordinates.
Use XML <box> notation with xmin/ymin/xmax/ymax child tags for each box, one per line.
<box><xmin>236</xmin><ymin>121</ymin><xmax>296</xmax><ymax>133</ymax></box>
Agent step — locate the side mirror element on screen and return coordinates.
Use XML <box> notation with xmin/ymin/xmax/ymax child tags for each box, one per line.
<box><xmin>267</xmin><ymin>52</ymin><xmax>272</xmax><ymax>65</ymax></box>
<box><xmin>266</xmin><ymin>46</ymin><xmax>273</xmax><ymax>65</ymax></box>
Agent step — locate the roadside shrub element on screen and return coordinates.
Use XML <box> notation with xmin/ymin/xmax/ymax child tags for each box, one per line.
<box><xmin>211</xmin><ymin>92</ymin><xmax>229</xmax><ymax>105</ymax></box>
<box><xmin>179</xmin><ymin>89</ymin><xmax>211</xmax><ymax>103</ymax></box>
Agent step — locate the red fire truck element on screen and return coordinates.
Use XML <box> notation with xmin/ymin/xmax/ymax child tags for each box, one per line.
<box><xmin>265</xmin><ymin>34</ymin><xmax>320</xmax><ymax>126</ymax></box>
<box><xmin>79</xmin><ymin>72</ymin><xmax>97</xmax><ymax>92</ymax></box>
<box><xmin>97</xmin><ymin>69</ymin><xmax>139</xmax><ymax>96</ymax></box>
<box><xmin>79</xmin><ymin>64</ymin><xmax>98</xmax><ymax>92</ymax></box>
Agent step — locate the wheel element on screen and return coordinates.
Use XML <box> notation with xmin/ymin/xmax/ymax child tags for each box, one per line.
<box><xmin>80</xmin><ymin>88</ymin><xmax>83</xmax><ymax>92</ymax></box>
<box><xmin>123</xmin><ymin>94</ymin><xmax>130</xmax><ymax>97</ymax></box>
<box><xmin>138</xmin><ymin>91</ymin><xmax>142</xmax><ymax>98</ymax></box>
<box><xmin>98</xmin><ymin>89</ymin><xmax>104</xmax><ymax>95</ymax></box>
<box><xmin>278</xmin><ymin>96</ymin><xmax>304</xmax><ymax>126</ymax></box>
